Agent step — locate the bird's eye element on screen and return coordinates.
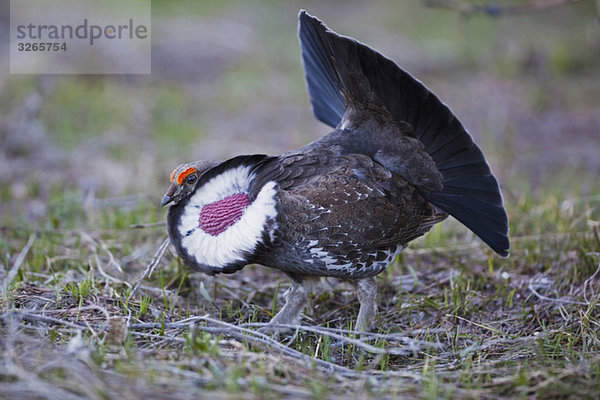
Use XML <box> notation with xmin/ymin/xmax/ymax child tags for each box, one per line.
<box><xmin>185</xmin><ymin>174</ymin><xmax>197</xmax><ymax>185</ymax></box>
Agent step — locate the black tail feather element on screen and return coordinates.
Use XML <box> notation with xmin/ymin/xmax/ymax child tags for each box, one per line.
<box><xmin>425</xmin><ymin>193</ymin><xmax>509</xmax><ymax>256</ymax></box>
<box><xmin>298</xmin><ymin>11</ymin><xmax>509</xmax><ymax>256</ymax></box>
<box><xmin>299</xmin><ymin>16</ymin><xmax>345</xmax><ymax>127</ymax></box>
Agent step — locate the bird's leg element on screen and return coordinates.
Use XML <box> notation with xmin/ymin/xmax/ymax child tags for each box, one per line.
<box><xmin>262</xmin><ymin>275</ymin><xmax>314</xmax><ymax>333</ymax></box>
<box><xmin>351</xmin><ymin>277</ymin><xmax>378</xmax><ymax>332</ymax></box>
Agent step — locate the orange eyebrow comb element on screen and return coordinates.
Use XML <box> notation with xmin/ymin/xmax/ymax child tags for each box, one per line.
<box><xmin>176</xmin><ymin>167</ymin><xmax>197</xmax><ymax>186</ymax></box>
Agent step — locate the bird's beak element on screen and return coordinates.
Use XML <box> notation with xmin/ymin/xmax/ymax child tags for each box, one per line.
<box><xmin>161</xmin><ymin>194</ymin><xmax>174</xmax><ymax>207</ymax></box>
<box><xmin>162</xmin><ymin>182</ymin><xmax>181</xmax><ymax>207</ymax></box>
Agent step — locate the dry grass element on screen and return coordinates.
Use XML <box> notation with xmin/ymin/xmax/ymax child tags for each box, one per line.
<box><xmin>2</xmin><ymin>191</ymin><xmax>600</xmax><ymax>399</ymax></box>
<box><xmin>2</xmin><ymin>1</ymin><xmax>600</xmax><ymax>398</ymax></box>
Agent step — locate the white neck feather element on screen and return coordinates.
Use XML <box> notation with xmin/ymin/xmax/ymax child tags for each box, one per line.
<box><xmin>177</xmin><ymin>165</ymin><xmax>278</xmax><ymax>270</ymax></box>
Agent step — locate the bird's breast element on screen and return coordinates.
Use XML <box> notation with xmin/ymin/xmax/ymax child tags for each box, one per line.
<box><xmin>199</xmin><ymin>193</ymin><xmax>251</xmax><ymax>236</ymax></box>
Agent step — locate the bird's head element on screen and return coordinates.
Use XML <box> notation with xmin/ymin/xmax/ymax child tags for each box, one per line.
<box><xmin>162</xmin><ymin>161</ymin><xmax>220</xmax><ymax>207</ymax></box>
<box><xmin>162</xmin><ymin>155</ymin><xmax>279</xmax><ymax>275</ymax></box>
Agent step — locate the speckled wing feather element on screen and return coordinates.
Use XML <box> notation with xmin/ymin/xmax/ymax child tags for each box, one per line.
<box><xmin>298</xmin><ymin>10</ymin><xmax>509</xmax><ymax>256</ymax></box>
<box><xmin>253</xmin><ymin>152</ymin><xmax>446</xmax><ymax>279</ymax></box>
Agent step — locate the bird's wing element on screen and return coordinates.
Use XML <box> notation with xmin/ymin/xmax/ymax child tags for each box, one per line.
<box><xmin>298</xmin><ymin>10</ymin><xmax>509</xmax><ymax>256</ymax></box>
<box><xmin>255</xmin><ymin>152</ymin><xmax>443</xmax><ymax>250</ymax></box>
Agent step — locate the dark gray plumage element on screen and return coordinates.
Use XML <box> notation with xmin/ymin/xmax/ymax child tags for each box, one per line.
<box><xmin>162</xmin><ymin>11</ymin><xmax>509</xmax><ymax>331</ymax></box>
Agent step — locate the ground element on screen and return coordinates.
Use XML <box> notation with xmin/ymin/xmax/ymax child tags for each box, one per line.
<box><xmin>1</xmin><ymin>1</ymin><xmax>600</xmax><ymax>399</ymax></box>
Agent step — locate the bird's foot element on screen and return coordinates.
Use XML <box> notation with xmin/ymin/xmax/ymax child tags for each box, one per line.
<box><xmin>258</xmin><ymin>277</ymin><xmax>310</xmax><ymax>336</ymax></box>
<box><xmin>351</xmin><ymin>277</ymin><xmax>378</xmax><ymax>332</ymax></box>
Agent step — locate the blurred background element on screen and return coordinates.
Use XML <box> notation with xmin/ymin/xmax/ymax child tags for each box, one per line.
<box><xmin>0</xmin><ymin>0</ymin><xmax>599</xmax><ymax>233</ymax></box>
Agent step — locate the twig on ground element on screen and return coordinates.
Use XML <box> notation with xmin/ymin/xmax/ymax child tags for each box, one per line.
<box><xmin>449</xmin><ymin>314</ymin><xmax>507</xmax><ymax>336</ymax></box>
<box><xmin>127</xmin><ymin>237</ymin><xmax>170</xmax><ymax>302</ymax></box>
<box><xmin>242</xmin><ymin>322</ymin><xmax>446</xmax><ymax>343</ymax></box>
<box><xmin>2</xmin><ymin>234</ymin><xmax>35</xmax><ymax>296</ymax></box>
<box><xmin>583</xmin><ymin>253</ymin><xmax>600</xmax><ymax>304</ymax></box>
<box><xmin>250</xmin><ymin>322</ymin><xmax>444</xmax><ymax>355</ymax></box>
<box><xmin>528</xmin><ymin>277</ymin><xmax>590</xmax><ymax>306</ymax></box>
<box><xmin>129</xmin><ymin>221</ymin><xmax>167</xmax><ymax>229</ymax></box>
<box><xmin>92</xmin><ymin>252</ymin><xmax>128</xmax><ymax>287</ymax></box>
<box><xmin>3</xmin><ymin>310</ymin><xmax>87</xmax><ymax>330</ymax></box>
<box><xmin>2</xmin><ymin>304</ymin><xmax>113</xmax><ymax>333</ymax></box>
<box><xmin>130</xmin><ymin>318</ymin><xmax>442</xmax><ymax>357</ymax></box>
<box><xmin>98</xmin><ymin>237</ymin><xmax>124</xmax><ymax>273</ymax></box>
<box><xmin>129</xmin><ymin>315</ymin><xmax>357</xmax><ymax>376</ymax></box>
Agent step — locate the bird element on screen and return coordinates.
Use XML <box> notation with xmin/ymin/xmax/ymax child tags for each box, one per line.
<box><xmin>161</xmin><ymin>11</ymin><xmax>509</xmax><ymax>332</ymax></box>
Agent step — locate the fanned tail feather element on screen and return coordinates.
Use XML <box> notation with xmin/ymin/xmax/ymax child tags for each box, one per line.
<box><xmin>298</xmin><ymin>10</ymin><xmax>509</xmax><ymax>256</ymax></box>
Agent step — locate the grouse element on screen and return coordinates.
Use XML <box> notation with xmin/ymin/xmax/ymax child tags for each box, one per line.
<box><xmin>162</xmin><ymin>11</ymin><xmax>509</xmax><ymax>331</ymax></box>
